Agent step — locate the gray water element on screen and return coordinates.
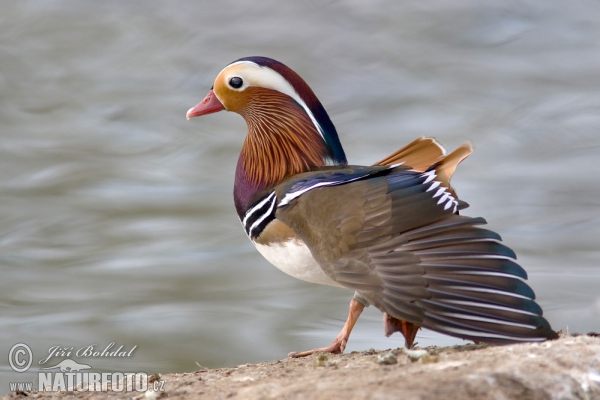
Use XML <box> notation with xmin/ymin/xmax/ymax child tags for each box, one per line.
<box><xmin>2</xmin><ymin>0</ymin><xmax>600</xmax><ymax>391</ymax></box>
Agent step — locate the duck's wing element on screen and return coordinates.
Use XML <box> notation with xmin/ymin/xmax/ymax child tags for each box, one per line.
<box><xmin>275</xmin><ymin>165</ymin><xmax>558</xmax><ymax>344</ymax></box>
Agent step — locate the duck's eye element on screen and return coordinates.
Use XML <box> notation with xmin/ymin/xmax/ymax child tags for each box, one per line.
<box><xmin>229</xmin><ymin>77</ymin><xmax>243</xmax><ymax>89</ymax></box>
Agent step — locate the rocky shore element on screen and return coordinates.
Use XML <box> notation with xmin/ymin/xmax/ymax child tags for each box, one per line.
<box><xmin>4</xmin><ymin>334</ymin><xmax>599</xmax><ymax>400</ymax></box>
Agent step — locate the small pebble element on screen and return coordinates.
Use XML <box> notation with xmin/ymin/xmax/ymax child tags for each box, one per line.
<box><xmin>144</xmin><ymin>390</ymin><xmax>159</xmax><ymax>400</ymax></box>
<box><xmin>233</xmin><ymin>376</ymin><xmax>255</xmax><ymax>382</ymax></box>
<box><xmin>403</xmin><ymin>348</ymin><xmax>428</xmax><ymax>361</ymax></box>
<box><xmin>316</xmin><ymin>354</ymin><xmax>330</xmax><ymax>367</ymax></box>
<box><xmin>420</xmin><ymin>354</ymin><xmax>439</xmax><ymax>364</ymax></box>
<box><xmin>377</xmin><ymin>352</ymin><xmax>397</xmax><ymax>365</ymax></box>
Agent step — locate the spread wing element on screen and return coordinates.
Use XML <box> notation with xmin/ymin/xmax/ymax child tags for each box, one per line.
<box><xmin>275</xmin><ymin>165</ymin><xmax>557</xmax><ymax>343</ymax></box>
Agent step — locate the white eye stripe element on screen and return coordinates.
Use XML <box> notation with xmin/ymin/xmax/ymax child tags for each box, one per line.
<box><xmin>218</xmin><ymin>61</ymin><xmax>326</xmax><ymax>142</ymax></box>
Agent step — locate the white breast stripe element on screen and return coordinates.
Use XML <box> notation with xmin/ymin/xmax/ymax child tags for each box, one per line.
<box><xmin>242</xmin><ymin>191</ymin><xmax>276</xmax><ymax>227</ymax></box>
<box><xmin>248</xmin><ymin>194</ymin><xmax>277</xmax><ymax>237</ymax></box>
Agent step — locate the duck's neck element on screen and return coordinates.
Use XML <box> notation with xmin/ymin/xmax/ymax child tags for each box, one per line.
<box><xmin>233</xmin><ymin>88</ymin><xmax>346</xmax><ymax>218</ymax></box>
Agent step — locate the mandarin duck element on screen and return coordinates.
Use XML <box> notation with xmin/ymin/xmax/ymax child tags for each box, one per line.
<box><xmin>187</xmin><ymin>56</ymin><xmax>558</xmax><ymax>357</ymax></box>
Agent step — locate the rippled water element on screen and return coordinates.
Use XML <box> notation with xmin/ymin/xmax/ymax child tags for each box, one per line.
<box><xmin>2</xmin><ymin>0</ymin><xmax>600</xmax><ymax>390</ymax></box>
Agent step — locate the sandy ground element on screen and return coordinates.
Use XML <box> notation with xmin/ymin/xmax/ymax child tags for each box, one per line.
<box><xmin>4</xmin><ymin>334</ymin><xmax>599</xmax><ymax>400</ymax></box>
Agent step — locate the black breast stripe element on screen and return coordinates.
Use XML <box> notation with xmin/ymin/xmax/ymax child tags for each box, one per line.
<box><xmin>242</xmin><ymin>191</ymin><xmax>277</xmax><ymax>239</ymax></box>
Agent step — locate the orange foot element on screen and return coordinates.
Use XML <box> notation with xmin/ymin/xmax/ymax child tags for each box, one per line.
<box><xmin>288</xmin><ymin>299</ymin><xmax>365</xmax><ymax>358</ymax></box>
<box><xmin>288</xmin><ymin>337</ymin><xmax>347</xmax><ymax>358</ymax></box>
<box><xmin>383</xmin><ymin>312</ymin><xmax>421</xmax><ymax>348</ymax></box>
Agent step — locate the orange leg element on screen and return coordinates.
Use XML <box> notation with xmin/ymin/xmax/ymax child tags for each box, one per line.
<box><xmin>288</xmin><ymin>298</ymin><xmax>365</xmax><ymax>358</ymax></box>
<box><xmin>383</xmin><ymin>312</ymin><xmax>420</xmax><ymax>348</ymax></box>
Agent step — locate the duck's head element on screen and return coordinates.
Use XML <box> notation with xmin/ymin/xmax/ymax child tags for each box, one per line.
<box><xmin>187</xmin><ymin>57</ymin><xmax>347</xmax><ymax>186</ymax></box>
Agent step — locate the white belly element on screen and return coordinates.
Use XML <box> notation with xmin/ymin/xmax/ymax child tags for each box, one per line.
<box><xmin>254</xmin><ymin>240</ymin><xmax>342</xmax><ymax>287</ymax></box>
